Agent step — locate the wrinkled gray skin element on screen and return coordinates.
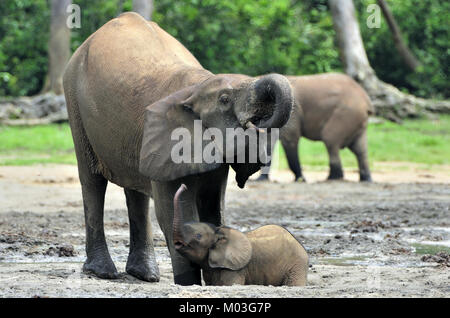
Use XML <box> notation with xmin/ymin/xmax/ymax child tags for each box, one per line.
<box><xmin>257</xmin><ymin>73</ymin><xmax>373</xmax><ymax>182</ymax></box>
<box><xmin>173</xmin><ymin>184</ymin><xmax>308</xmax><ymax>286</ymax></box>
<box><xmin>63</xmin><ymin>13</ymin><xmax>294</xmax><ymax>285</ymax></box>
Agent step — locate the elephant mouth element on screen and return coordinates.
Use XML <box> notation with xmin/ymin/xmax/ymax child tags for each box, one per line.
<box><xmin>245</xmin><ymin>120</ymin><xmax>266</xmax><ymax>133</ymax></box>
<box><xmin>174</xmin><ymin>240</ymin><xmax>188</xmax><ymax>250</ymax></box>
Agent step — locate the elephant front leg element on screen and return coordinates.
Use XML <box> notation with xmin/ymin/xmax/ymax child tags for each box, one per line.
<box><xmin>281</xmin><ymin>137</ymin><xmax>305</xmax><ymax>182</ymax></box>
<box><xmin>152</xmin><ymin>182</ymin><xmax>202</xmax><ymax>285</ymax></box>
<box><xmin>169</xmin><ymin>246</ymin><xmax>202</xmax><ymax>285</ymax></box>
<box><xmin>124</xmin><ymin>188</ymin><xmax>160</xmax><ymax>282</ymax></box>
<box><xmin>254</xmin><ymin>163</ymin><xmax>270</xmax><ymax>181</ymax></box>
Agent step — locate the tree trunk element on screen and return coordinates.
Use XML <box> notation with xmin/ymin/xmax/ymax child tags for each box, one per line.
<box><xmin>42</xmin><ymin>0</ymin><xmax>72</xmax><ymax>95</ymax></box>
<box><xmin>117</xmin><ymin>0</ymin><xmax>125</xmax><ymax>16</ymax></box>
<box><xmin>329</xmin><ymin>0</ymin><xmax>450</xmax><ymax>122</ymax></box>
<box><xmin>377</xmin><ymin>0</ymin><xmax>421</xmax><ymax>71</ymax></box>
<box><xmin>132</xmin><ymin>0</ymin><xmax>154</xmax><ymax>21</ymax></box>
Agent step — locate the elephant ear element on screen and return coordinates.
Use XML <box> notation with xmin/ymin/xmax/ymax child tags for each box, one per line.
<box><xmin>208</xmin><ymin>227</ymin><xmax>252</xmax><ymax>271</ymax></box>
<box><xmin>139</xmin><ymin>86</ymin><xmax>222</xmax><ymax>181</ymax></box>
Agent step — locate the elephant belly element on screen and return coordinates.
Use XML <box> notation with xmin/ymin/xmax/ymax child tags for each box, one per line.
<box><xmin>76</xmin><ymin>87</ymin><xmax>153</xmax><ymax>193</ymax></box>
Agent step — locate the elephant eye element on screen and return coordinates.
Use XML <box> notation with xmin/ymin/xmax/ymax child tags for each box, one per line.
<box><xmin>219</xmin><ymin>94</ymin><xmax>230</xmax><ymax>105</ymax></box>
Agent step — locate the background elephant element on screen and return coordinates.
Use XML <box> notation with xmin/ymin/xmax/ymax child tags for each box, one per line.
<box><xmin>257</xmin><ymin>73</ymin><xmax>373</xmax><ymax>182</ymax></box>
<box><xmin>63</xmin><ymin>12</ymin><xmax>294</xmax><ymax>285</ymax></box>
<box><xmin>173</xmin><ymin>184</ymin><xmax>308</xmax><ymax>286</ymax></box>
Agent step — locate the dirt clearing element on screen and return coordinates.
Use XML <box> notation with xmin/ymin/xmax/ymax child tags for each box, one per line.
<box><xmin>0</xmin><ymin>165</ymin><xmax>449</xmax><ymax>297</ymax></box>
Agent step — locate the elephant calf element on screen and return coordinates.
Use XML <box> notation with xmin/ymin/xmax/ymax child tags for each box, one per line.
<box><xmin>258</xmin><ymin>73</ymin><xmax>374</xmax><ymax>182</ymax></box>
<box><xmin>172</xmin><ymin>184</ymin><xmax>308</xmax><ymax>286</ymax></box>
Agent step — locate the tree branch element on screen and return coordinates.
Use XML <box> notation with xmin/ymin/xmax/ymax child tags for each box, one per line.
<box><xmin>377</xmin><ymin>0</ymin><xmax>421</xmax><ymax>71</ymax></box>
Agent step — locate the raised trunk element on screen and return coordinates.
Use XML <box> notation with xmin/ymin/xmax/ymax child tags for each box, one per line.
<box><xmin>172</xmin><ymin>184</ymin><xmax>188</xmax><ymax>245</ymax></box>
<box><xmin>329</xmin><ymin>0</ymin><xmax>450</xmax><ymax>122</ymax></box>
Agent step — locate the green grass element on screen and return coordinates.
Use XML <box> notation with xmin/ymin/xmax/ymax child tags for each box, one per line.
<box><xmin>0</xmin><ymin>124</ymin><xmax>76</xmax><ymax>165</ymax></box>
<box><xmin>411</xmin><ymin>243</ymin><xmax>450</xmax><ymax>255</ymax></box>
<box><xmin>319</xmin><ymin>256</ymin><xmax>369</xmax><ymax>266</ymax></box>
<box><xmin>0</xmin><ymin>115</ymin><xmax>449</xmax><ymax>167</ymax></box>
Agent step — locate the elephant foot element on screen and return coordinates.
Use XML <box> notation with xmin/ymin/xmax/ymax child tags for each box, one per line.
<box><xmin>327</xmin><ymin>165</ymin><xmax>344</xmax><ymax>180</ymax></box>
<box><xmin>254</xmin><ymin>174</ymin><xmax>270</xmax><ymax>182</ymax></box>
<box><xmin>174</xmin><ymin>269</ymin><xmax>202</xmax><ymax>286</ymax></box>
<box><xmin>126</xmin><ymin>252</ymin><xmax>160</xmax><ymax>282</ymax></box>
<box><xmin>360</xmin><ymin>173</ymin><xmax>372</xmax><ymax>182</ymax></box>
<box><xmin>295</xmin><ymin>175</ymin><xmax>306</xmax><ymax>183</ymax></box>
<box><xmin>83</xmin><ymin>256</ymin><xmax>119</xmax><ymax>279</ymax></box>
<box><xmin>327</xmin><ymin>175</ymin><xmax>343</xmax><ymax>181</ymax></box>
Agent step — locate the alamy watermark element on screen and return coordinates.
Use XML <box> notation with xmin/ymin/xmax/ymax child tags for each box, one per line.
<box><xmin>170</xmin><ymin>120</ymin><xmax>279</xmax><ymax>174</ymax></box>
<box><xmin>366</xmin><ymin>4</ymin><xmax>381</xmax><ymax>29</ymax></box>
<box><xmin>67</xmin><ymin>4</ymin><xmax>81</xmax><ymax>29</ymax></box>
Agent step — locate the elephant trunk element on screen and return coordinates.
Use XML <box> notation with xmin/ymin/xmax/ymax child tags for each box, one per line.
<box><xmin>173</xmin><ymin>184</ymin><xmax>187</xmax><ymax>247</ymax></box>
<box><xmin>237</xmin><ymin>74</ymin><xmax>294</xmax><ymax>130</ymax></box>
<box><xmin>231</xmin><ymin>74</ymin><xmax>294</xmax><ymax>189</ymax></box>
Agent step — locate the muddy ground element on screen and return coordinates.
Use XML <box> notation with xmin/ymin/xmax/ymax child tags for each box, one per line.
<box><xmin>0</xmin><ymin>165</ymin><xmax>449</xmax><ymax>298</ymax></box>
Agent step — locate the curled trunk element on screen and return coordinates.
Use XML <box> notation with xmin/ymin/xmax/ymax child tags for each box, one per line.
<box><xmin>236</xmin><ymin>74</ymin><xmax>294</xmax><ymax>130</ymax></box>
<box><xmin>231</xmin><ymin>74</ymin><xmax>294</xmax><ymax>188</ymax></box>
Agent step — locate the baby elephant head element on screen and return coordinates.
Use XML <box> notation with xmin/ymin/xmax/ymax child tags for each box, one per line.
<box><xmin>172</xmin><ymin>184</ymin><xmax>252</xmax><ymax>270</ymax></box>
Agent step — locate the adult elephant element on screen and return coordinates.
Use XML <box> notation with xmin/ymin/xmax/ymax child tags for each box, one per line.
<box><xmin>256</xmin><ymin>73</ymin><xmax>373</xmax><ymax>182</ymax></box>
<box><xmin>63</xmin><ymin>12</ymin><xmax>294</xmax><ymax>285</ymax></box>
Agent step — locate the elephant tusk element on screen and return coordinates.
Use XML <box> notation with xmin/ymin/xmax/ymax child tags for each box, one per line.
<box><xmin>246</xmin><ymin>121</ymin><xmax>266</xmax><ymax>133</ymax></box>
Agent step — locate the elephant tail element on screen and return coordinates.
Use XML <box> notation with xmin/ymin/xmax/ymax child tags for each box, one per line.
<box><xmin>361</xmin><ymin>87</ymin><xmax>375</xmax><ymax>116</ymax></box>
<box><xmin>350</xmin><ymin>76</ymin><xmax>375</xmax><ymax>116</ymax></box>
<box><xmin>366</xmin><ymin>99</ymin><xmax>375</xmax><ymax>116</ymax></box>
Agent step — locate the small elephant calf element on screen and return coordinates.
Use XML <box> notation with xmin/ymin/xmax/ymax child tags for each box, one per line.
<box><xmin>172</xmin><ymin>184</ymin><xmax>308</xmax><ymax>286</ymax></box>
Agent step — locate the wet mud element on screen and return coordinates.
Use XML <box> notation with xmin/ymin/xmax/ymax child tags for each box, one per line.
<box><xmin>0</xmin><ymin>165</ymin><xmax>449</xmax><ymax>297</ymax></box>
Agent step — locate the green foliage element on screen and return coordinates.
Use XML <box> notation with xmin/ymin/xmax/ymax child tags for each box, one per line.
<box><xmin>1</xmin><ymin>115</ymin><xmax>449</xmax><ymax>166</ymax></box>
<box><xmin>0</xmin><ymin>0</ymin><xmax>49</xmax><ymax>96</ymax></box>
<box><xmin>153</xmin><ymin>0</ymin><xmax>340</xmax><ymax>76</ymax></box>
<box><xmin>0</xmin><ymin>0</ymin><xmax>341</xmax><ymax>97</ymax></box>
<box><xmin>357</xmin><ymin>0</ymin><xmax>449</xmax><ymax>99</ymax></box>
<box><xmin>70</xmin><ymin>0</ymin><xmax>126</xmax><ymax>51</ymax></box>
<box><xmin>0</xmin><ymin>0</ymin><xmax>448</xmax><ymax>99</ymax></box>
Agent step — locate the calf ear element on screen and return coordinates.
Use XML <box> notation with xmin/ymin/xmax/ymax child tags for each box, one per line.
<box><xmin>139</xmin><ymin>86</ymin><xmax>221</xmax><ymax>181</ymax></box>
<box><xmin>208</xmin><ymin>227</ymin><xmax>252</xmax><ymax>271</ymax></box>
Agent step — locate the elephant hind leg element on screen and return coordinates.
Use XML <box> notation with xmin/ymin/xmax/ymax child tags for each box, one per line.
<box><xmin>349</xmin><ymin>129</ymin><xmax>372</xmax><ymax>182</ymax></box>
<box><xmin>80</xmin><ymin>172</ymin><xmax>118</xmax><ymax>279</ymax></box>
<box><xmin>321</xmin><ymin>109</ymin><xmax>353</xmax><ymax>181</ymax></box>
<box><xmin>283</xmin><ymin>264</ymin><xmax>307</xmax><ymax>286</ymax></box>
<box><xmin>324</xmin><ymin>143</ymin><xmax>343</xmax><ymax>180</ymax></box>
<box><xmin>66</xmin><ymin>92</ymin><xmax>118</xmax><ymax>279</ymax></box>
